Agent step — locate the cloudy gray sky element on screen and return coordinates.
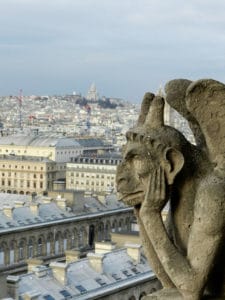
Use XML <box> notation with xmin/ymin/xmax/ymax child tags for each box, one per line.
<box><xmin>0</xmin><ymin>0</ymin><xmax>225</xmax><ymax>102</ymax></box>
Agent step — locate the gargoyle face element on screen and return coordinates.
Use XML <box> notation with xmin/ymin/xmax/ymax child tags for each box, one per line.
<box><xmin>116</xmin><ymin>140</ymin><xmax>156</xmax><ymax>207</ymax></box>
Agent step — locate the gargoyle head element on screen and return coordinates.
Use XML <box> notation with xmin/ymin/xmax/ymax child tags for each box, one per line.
<box><xmin>116</xmin><ymin>93</ymin><xmax>186</xmax><ymax>207</ymax></box>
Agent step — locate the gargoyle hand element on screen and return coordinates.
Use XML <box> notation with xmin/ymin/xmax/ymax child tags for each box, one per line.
<box><xmin>140</xmin><ymin>167</ymin><xmax>167</xmax><ymax>217</ymax></box>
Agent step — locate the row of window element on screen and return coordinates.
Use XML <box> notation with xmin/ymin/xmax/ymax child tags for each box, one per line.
<box><xmin>69</xmin><ymin>165</ymin><xmax>116</xmax><ymax>171</ymax></box>
<box><xmin>0</xmin><ymin>164</ymin><xmax>44</xmax><ymax>170</ymax></box>
<box><xmin>0</xmin><ymin>149</ymin><xmax>27</xmax><ymax>154</ymax></box>
<box><xmin>71</xmin><ymin>158</ymin><xmax>120</xmax><ymax>165</ymax></box>
<box><xmin>69</xmin><ymin>172</ymin><xmax>114</xmax><ymax>180</ymax></box>
<box><xmin>2</xmin><ymin>173</ymin><xmax>44</xmax><ymax>179</ymax></box>
<box><xmin>1</xmin><ymin>180</ymin><xmax>44</xmax><ymax>189</ymax></box>
<box><xmin>57</xmin><ymin>150</ymin><xmax>81</xmax><ymax>155</ymax></box>
<box><xmin>0</xmin><ymin>149</ymin><xmax>53</xmax><ymax>156</ymax></box>
<box><xmin>69</xmin><ymin>181</ymin><xmax>114</xmax><ymax>186</ymax></box>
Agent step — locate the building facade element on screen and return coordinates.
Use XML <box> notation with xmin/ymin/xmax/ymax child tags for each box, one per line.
<box><xmin>0</xmin><ymin>207</ymin><xmax>133</xmax><ymax>272</ymax></box>
<box><xmin>0</xmin><ymin>135</ymin><xmax>82</xmax><ymax>163</ymax></box>
<box><xmin>0</xmin><ymin>155</ymin><xmax>57</xmax><ymax>195</ymax></box>
<box><xmin>66</xmin><ymin>155</ymin><xmax>121</xmax><ymax>192</ymax></box>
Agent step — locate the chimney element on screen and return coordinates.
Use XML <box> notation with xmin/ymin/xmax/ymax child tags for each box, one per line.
<box><xmin>50</xmin><ymin>262</ymin><xmax>68</xmax><ymax>285</ymax></box>
<box><xmin>87</xmin><ymin>253</ymin><xmax>104</xmax><ymax>273</ymax></box>
<box><xmin>30</xmin><ymin>203</ymin><xmax>39</xmax><ymax>216</ymax></box>
<box><xmin>3</xmin><ymin>206</ymin><xmax>14</xmax><ymax>218</ymax></box>
<box><xmin>27</xmin><ymin>258</ymin><xmax>44</xmax><ymax>273</ymax></box>
<box><xmin>42</xmin><ymin>197</ymin><xmax>52</xmax><ymax>204</ymax></box>
<box><xmin>56</xmin><ymin>197</ymin><xmax>67</xmax><ymax>211</ymax></box>
<box><xmin>65</xmin><ymin>249</ymin><xmax>80</xmax><ymax>263</ymax></box>
<box><xmin>32</xmin><ymin>265</ymin><xmax>48</xmax><ymax>278</ymax></box>
<box><xmin>14</xmin><ymin>201</ymin><xmax>25</xmax><ymax>208</ymax></box>
<box><xmin>125</xmin><ymin>243</ymin><xmax>142</xmax><ymax>264</ymax></box>
<box><xmin>21</xmin><ymin>291</ymin><xmax>40</xmax><ymax>300</ymax></box>
<box><xmin>95</xmin><ymin>241</ymin><xmax>116</xmax><ymax>254</ymax></box>
<box><xmin>97</xmin><ymin>194</ymin><xmax>106</xmax><ymax>204</ymax></box>
<box><xmin>7</xmin><ymin>275</ymin><xmax>20</xmax><ymax>299</ymax></box>
<box><xmin>84</xmin><ymin>191</ymin><xmax>92</xmax><ymax>198</ymax></box>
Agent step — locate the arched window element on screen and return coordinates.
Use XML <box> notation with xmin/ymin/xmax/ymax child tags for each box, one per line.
<box><xmin>54</xmin><ymin>232</ymin><xmax>61</xmax><ymax>254</ymax></box>
<box><xmin>37</xmin><ymin>237</ymin><xmax>43</xmax><ymax>256</ymax></box>
<box><xmin>46</xmin><ymin>233</ymin><xmax>53</xmax><ymax>256</ymax></box>
<box><xmin>63</xmin><ymin>231</ymin><xmax>68</xmax><ymax>251</ymax></box>
<box><xmin>111</xmin><ymin>220</ymin><xmax>118</xmax><ymax>233</ymax></box>
<box><xmin>118</xmin><ymin>219</ymin><xmax>124</xmax><ymax>232</ymax></box>
<box><xmin>72</xmin><ymin>228</ymin><xmax>78</xmax><ymax>248</ymax></box>
<box><xmin>105</xmin><ymin>221</ymin><xmax>111</xmax><ymax>241</ymax></box>
<box><xmin>88</xmin><ymin>225</ymin><xmax>95</xmax><ymax>248</ymax></box>
<box><xmin>28</xmin><ymin>238</ymin><xmax>34</xmax><ymax>258</ymax></box>
<box><xmin>97</xmin><ymin>223</ymin><xmax>104</xmax><ymax>242</ymax></box>
<box><xmin>9</xmin><ymin>241</ymin><xmax>16</xmax><ymax>264</ymax></box>
<box><xmin>19</xmin><ymin>240</ymin><xmax>25</xmax><ymax>260</ymax></box>
<box><xmin>125</xmin><ymin>217</ymin><xmax>131</xmax><ymax>231</ymax></box>
<box><xmin>0</xmin><ymin>247</ymin><xmax>4</xmax><ymax>265</ymax></box>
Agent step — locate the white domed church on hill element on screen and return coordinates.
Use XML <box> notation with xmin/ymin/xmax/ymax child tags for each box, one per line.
<box><xmin>86</xmin><ymin>82</ymin><xmax>99</xmax><ymax>101</ymax></box>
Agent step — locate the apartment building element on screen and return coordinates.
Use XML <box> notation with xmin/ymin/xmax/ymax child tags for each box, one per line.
<box><xmin>66</xmin><ymin>154</ymin><xmax>121</xmax><ymax>192</ymax></box>
<box><xmin>0</xmin><ymin>155</ymin><xmax>57</xmax><ymax>195</ymax></box>
<box><xmin>0</xmin><ymin>135</ymin><xmax>82</xmax><ymax>162</ymax></box>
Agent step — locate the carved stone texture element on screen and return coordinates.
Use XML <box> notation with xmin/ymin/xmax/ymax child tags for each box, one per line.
<box><xmin>116</xmin><ymin>79</ymin><xmax>225</xmax><ymax>300</ymax></box>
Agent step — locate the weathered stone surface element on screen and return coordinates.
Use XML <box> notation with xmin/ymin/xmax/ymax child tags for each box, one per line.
<box><xmin>116</xmin><ymin>79</ymin><xmax>225</xmax><ymax>299</ymax></box>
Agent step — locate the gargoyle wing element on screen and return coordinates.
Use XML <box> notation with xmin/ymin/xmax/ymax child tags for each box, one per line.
<box><xmin>186</xmin><ymin>79</ymin><xmax>225</xmax><ymax>162</ymax></box>
<box><xmin>165</xmin><ymin>79</ymin><xmax>207</xmax><ymax>150</ymax></box>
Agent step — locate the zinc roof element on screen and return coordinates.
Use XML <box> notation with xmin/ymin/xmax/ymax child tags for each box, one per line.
<box><xmin>0</xmin><ymin>135</ymin><xmax>81</xmax><ymax>148</ymax></box>
<box><xmin>14</xmin><ymin>248</ymin><xmax>154</xmax><ymax>300</ymax></box>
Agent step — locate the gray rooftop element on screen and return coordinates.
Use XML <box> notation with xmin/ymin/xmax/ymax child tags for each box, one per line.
<box><xmin>0</xmin><ymin>135</ymin><xmax>81</xmax><ymax>148</ymax></box>
<box><xmin>10</xmin><ymin>247</ymin><xmax>154</xmax><ymax>299</ymax></box>
<box><xmin>0</xmin><ymin>193</ymin><xmax>127</xmax><ymax>231</ymax></box>
<box><xmin>75</xmin><ymin>138</ymin><xmax>106</xmax><ymax>148</ymax></box>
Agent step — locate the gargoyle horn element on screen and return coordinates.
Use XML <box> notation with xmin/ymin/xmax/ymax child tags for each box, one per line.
<box><xmin>137</xmin><ymin>92</ymin><xmax>155</xmax><ymax>126</ymax></box>
<box><xmin>145</xmin><ymin>95</ymin><xmax>165</xmax><ymax>130</ymax></box>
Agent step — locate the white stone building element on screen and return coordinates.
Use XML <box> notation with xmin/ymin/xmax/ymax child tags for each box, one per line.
<box><xmin>66</xmin><ymin>154</ymin><xmax>121</xmax><ymax>192</ymax></box>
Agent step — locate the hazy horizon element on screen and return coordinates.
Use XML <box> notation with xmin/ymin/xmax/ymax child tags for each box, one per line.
<box><xmin>1</xmin><ymin>0</ymin><xmax>225</xmax><ymax>103</ymax></box>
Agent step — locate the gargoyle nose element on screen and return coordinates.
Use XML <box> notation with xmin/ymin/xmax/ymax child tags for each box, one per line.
<box><xmin>116</xmin><ymin>164</ymin><xmax>130</xmax><ymax>191</ymax></box>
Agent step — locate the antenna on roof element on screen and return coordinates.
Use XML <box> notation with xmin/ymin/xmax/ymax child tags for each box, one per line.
<box><xmin>18</xmin><ymin>89</ymin><xmax>23</xmax><ymax>130</ymax></box>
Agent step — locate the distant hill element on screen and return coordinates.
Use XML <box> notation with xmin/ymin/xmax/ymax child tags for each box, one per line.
<box><xmin>76</xmin><ymin>97</ymin><xmax>124</xmax><ymax>109</ymax></box>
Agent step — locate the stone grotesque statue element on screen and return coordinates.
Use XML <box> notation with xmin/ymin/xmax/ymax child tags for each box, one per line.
<box><xmin>116</xmin><ymin>79</ymin><xmax>225</xmax><ymax>299</ymax></box>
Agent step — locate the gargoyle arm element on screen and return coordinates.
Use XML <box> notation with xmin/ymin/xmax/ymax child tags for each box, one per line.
<box><xmin>135</xmin><ymin>211</ymin><xmax>175</xmax><ymax>288</ymax></box>
<box><xmin>141</xmin><ymin>178</ymin><xmax>225</xmax><ymax>299</ymax></box>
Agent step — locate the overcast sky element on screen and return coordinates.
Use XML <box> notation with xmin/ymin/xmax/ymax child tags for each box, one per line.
<box><xmin>0</xmin><ymin>0</ymin><xmax>225</xmax><ymax>103</ymax></box>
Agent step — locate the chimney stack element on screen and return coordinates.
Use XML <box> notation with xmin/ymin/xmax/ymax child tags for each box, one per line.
<box><xmin>30</xmin><ymin>203</ymin><xmax>39</xmax><ymax>216</ymax></box>
<box><xmin>3</xmin><ymin>206</ymin><xmax>14</xmax><ymax>218</ymax></box>
<box><xmin>55</xmin><ymin>197</ymin><xmax>67</xmax><ymax>211</ymax></box>
<box><xmin>7</xmin><ymin>275</ymin><xmax>20</xmax><ymax>299</ymax></box>
<box><xmin>14</xmin><ymin>201</ymin><xmax>25</xmax><ymax>208</ymax></box>
<box><xmin>27</xmin><ymin>258</ymin><xmax>44</xmax><ymax>273</ymax></box>
<box><xmin>95</xmin><ymin>241</ymin><xmax>116</xmax><ymax>254</ymax></box>
<box><xmin>42</xmin><ymin>197</ymin><xmax>52</xmax><ymax>204</ymax></box>
<box><xmin>21</xmin><ymin>291</ymin><xmax>40</xmax><ymax>300</ymax></box>
<box><xmin>65</xmin><ymin>249</ymin><xmax>80</xmax><ymax>263</ymax></box>
<box><xmin>50</xmin><ymin>262</ymin><xmax>68</xmax><ymax>285</ymax></box>
<box><xmin>125</xmin><ymin>243</ymin><xmax>142</xmax><ymax>263</ymax></box>
<box><xmin>87</xmin><ymin>253</ymin><xmax>104</xmax><ymax>273</ymax></box>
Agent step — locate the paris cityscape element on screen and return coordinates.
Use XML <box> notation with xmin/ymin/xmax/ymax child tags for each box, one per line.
<box><xmin>0</xmin><ymin>81</ymin><xmax>193</xmax><ymax>299</ymax></box>
<box><xmin>0</xmin><ymin>0</ymin><xmax>224</xmax><ymax>299</ymax></box>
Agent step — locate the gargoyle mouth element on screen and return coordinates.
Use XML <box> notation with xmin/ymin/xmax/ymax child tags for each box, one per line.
<box><xmin>117</xmin><ymin>191</ymin><xmax>144</xmax><ymax>206</ymax></box>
